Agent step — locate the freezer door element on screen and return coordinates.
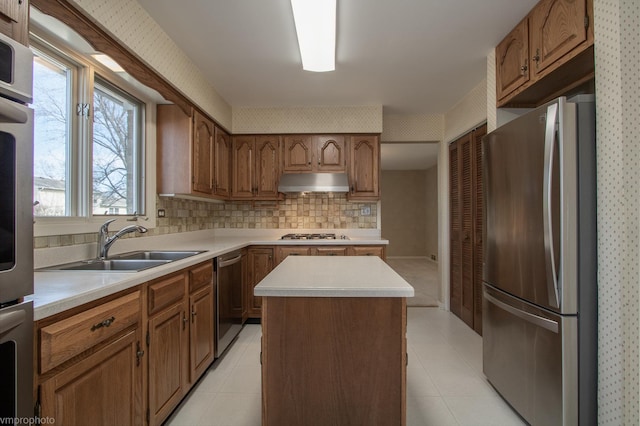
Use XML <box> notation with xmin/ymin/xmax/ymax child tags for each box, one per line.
<box><xmin>483</xmin><ymin>98</ymin><xmax>578</xmax><ymax>313</ymax></box>
<box><xmin>483</xmin><ymin>284</ymin><xmax>578</xmax><ymax>426</ymax></box>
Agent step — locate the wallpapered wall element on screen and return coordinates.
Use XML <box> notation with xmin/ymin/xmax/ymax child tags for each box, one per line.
<box><xmin>593</xmin><ymin>0</ymin><xmax>639</xmax><ymax>423</ymax></box>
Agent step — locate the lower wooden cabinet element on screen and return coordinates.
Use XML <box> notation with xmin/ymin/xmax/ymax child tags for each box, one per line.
<box><xmin>40</xmin><ymin>328</ymin><xmax>143</xmax><ymax>425</ymax></box>
<box><xmin>246</xmin><ymin>247</ymin><xmax>275</xmax><ymax>319</ymax></box>
<box><xmin>147</xmin><ymin>261</ymin><xmax>215</xmax><ymax>425</ymax></box>
<box><xmin>36</xmin><ymin>262</ymin><xmax>215</xmax><ymax>426</ymax></box>
<box><xmin>37</xmin><ymin>290</ymin><xmax>143</xmax><ymax>425</ymax></box>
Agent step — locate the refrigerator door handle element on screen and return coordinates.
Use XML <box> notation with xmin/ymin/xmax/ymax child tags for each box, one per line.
<box><xmin>543</xmin><ymin>102</ymin><xmax>560</xmax><ymax>309</ymax></box>
<box><xmin>485</xmin><ymin>292</ymin><xmax>559</xmax><ymax>333</ymax></box>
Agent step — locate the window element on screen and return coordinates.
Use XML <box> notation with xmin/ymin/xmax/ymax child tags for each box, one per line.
<box><xmin>30</xmin><ymin>35</ymin><xmax>152</xmax><ymax>235</ymax></box>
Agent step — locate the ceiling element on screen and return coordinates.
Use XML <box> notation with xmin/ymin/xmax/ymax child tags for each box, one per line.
<box><xmin>135</xmin><ymin>0</ymin><xmax>537</xmax><ymax>116</ymax></box>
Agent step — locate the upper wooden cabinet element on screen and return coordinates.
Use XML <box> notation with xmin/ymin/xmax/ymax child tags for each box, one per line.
<box><xmin>0</xmin><ymin>0</ymin><xmax>29</xmax><ymax>45</ymax></box>
<box><xmin>157</xmin><ymin>105</ymin><xmax>230</xmax><ymax>201</ymax></box>
<box><xmin>348</xmin><ymin>135</ymin><xmax>380</xmax><ymax>201</ymax></box>
<box><xmin>282</xmin><ymin>135</ymin><xmax>347</xmax><ymax>173</ymax></box>
<box><xmin>232</xmin><ymin>135</ymin><xmax>281</xmax><ymax>200</ymax></box>
<box><xmin>529</xmin><ymin>0</ymin><xmax>590</xmax><ymax>78</ymax></box>
<box><xmin>192</xmin><ymin>110</ymin><xmax>215</xmax><ymax>195</ymax></box>
<box><xmin>213</xmin><ymin>126</ymin><xmax>232</xmax><ymax>198</ymax></box>
<box><xmin>496</xmin><ymin>18</ymin><xmax>530</xmax><ymax>101</ymax></box>
<box><xmin>496</xmin><ymin>0</ymin><xmax>593</xmax><ymax>107</ymax></box>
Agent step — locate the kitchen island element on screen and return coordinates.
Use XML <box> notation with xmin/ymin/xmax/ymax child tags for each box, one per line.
<box><xmin>255</xmin><ymin>256</ymin><xmax>414</xmax><ymax>426</ymax></box>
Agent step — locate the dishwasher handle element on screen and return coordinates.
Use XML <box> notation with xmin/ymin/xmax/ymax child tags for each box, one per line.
<box><xmin>217</xmin><ymin>253</ymin><xmax>242</xmax><ymax>268</ymax></box>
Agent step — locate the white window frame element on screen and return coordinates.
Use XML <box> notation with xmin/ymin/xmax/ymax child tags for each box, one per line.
<box><xmin>31</xmin><ymin>33</ymin><xmax>157</xmax><ymax>237</ymax></box>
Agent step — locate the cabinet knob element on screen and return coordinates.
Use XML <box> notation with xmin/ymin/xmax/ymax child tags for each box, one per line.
<box><xmin>91</xmin><ymin>316</ymin><xmax>115</xmax><ymax>331</ymax></box>
<box><xmin>520</xmin><ymin>59</ymin><xmax>528</xmax><ymax>75</ymax></box>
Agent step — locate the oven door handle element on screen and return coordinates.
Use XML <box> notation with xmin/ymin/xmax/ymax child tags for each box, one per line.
<box><xmin>218</xmin><ymin>254</ymin><xmax>243</xmax><ymax>268</ymax></box>
<box><xmin>0</xmin><ymin>309</ymin><xmax>26</xmax><ymax>336</ymax></box>
<box><xmin>0</xmin><ymin>95</ymin><xmax>29</xmax><ymax>124</ymax></box>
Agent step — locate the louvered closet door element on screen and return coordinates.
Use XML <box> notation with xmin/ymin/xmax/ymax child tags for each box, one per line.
<box><xmin>472</xmin><ymin>125</ymin><xmax>487</xmax><ymax>335</ymax></box>
<box><xmin>459</xmin><ymin>135</ymin><xmax>475</xmax><ymax>328</ymax></box>
<box><xmin>449</xmin><ymin>140</ymin><xmax>462</xmax><ymax>319</ymax></box>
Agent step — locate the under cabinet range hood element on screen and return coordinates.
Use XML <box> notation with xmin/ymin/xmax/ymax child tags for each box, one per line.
<box><xmin>278</xmin><ymin>173</ymin><xmax>350</xmax><ymax>193</ymax></box>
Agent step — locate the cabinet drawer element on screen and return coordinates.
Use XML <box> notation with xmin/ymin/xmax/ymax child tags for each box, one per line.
<box><xmin>189</xmin><ymin>261</ymin><xmax>213</xmax><ymax>293</ymax></box>
<box><xmin>350</xmin><ymin>246</ymin><xmax>385</xmax><ymax>258</ymax></box>
<box><xmin>314</xmin><ymin>247</ymin><xmax>348</xmax><ymax>256</ymax></box>
<box><xmin>40</xmin><ymin>291</ymin><xmax>140</xmax><ymax>373</ymax></box>
<box><xmin>148</xmin><ymin>273</ymin><xmax>186</xmax><ymax>315</ymax></box>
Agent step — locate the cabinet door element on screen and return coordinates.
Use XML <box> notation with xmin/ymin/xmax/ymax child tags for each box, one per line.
<box><xmin>530</xmin><ymin>0</ymin><xmax>589</xmax><ymax>78</ymax></box>
<box><xmin>348</xmin><ymin>135</ymin><xmax>380</xmax><ymax>200</ymax></box>
<box><xmin>247</xmin><ymin>247</ymin><xmax>274</xmax><ymax>318</ymax></box>
<box><xmin>283</xmin><ymin>135</ymin><xmax>313</xmax><ymax>172</ymax></box>
<box><xmin>214</xmin><ymin>126</ymin><xmax>231</xmax><ymax>198</ymax></box>
<box><xmin>40</xmin><ymin>329</ymin><xmax>143</xmax><ymax>426</ymax></box>
<box><xmin>255</xmin><ymin>136</ymin><xmax>281</xmax><ymax>199</ymax></box>
<box><xmin>189</xmin><ymin>285</ymin><xmax>215</xmax><ymax>383</ymax></box>
<box><xmin>472</xmin><ymin>125</ymin><xmax>486</xmax><ymax>335</ymax></box>
<box><xmin>0</xmin><ymin>0</ymin><xmax>28</xmax><ymax>45</ymax></box>
<box><xmin>192</xmin><ymin>111</ymin><xmax>214</xmax><ymax>195</ymax></box>
<box><xmin>314</xmin><ymin>247</ymin><xmax>348</xmax><ymax>256</ymax></box>
<box><xmin>315</xmin><ymin>135</ymin><xmax>346</xmax><ymax>172</ymax></box>
<box><xmin>496</xmin><ymin>18</ymin><xmax>530</xmax><ymax>101</ymax></box>
<box><xmin>231</xmin><ymin>136</ymin><xmax>255</xmax><ymax>199</ymax></box>
<box><xmin>275</xmin><ymin>246</ymin><xmax>311</xmax><ymax>265</ymax></box>
<box><xmin>148</xmin><ymin>302</ymin><xmax>187</xmax><ymax>425</ymax></box>
<box><xmin>449</xmin><ymin>138</ymin><xmax>462</xmax><ymax>321</ymax></box>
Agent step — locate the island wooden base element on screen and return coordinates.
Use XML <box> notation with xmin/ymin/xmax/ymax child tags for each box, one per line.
<box><xmin>261</xmin><ymin>296</ymin><xmax>407</xmax><ymax>426</ymax></box>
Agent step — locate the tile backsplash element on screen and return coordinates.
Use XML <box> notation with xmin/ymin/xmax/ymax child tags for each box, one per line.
<box><xmin>34</xmin><ymin>194</ymin><xmax>377</xmax><ymax>249</ymax></box>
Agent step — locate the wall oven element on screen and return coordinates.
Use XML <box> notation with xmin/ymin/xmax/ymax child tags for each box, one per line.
<box><xmin>215</xmin><ymin>250</ymin><xmax>243</xmax><ymax>357</ymax></box>
<box><xmin>0</xmin><ymin>31</ymin><xmax>35</xmax><ymax>421</ymax></box>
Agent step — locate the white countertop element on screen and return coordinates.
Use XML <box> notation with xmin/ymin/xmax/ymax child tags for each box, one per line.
<box><xmin>254</xmin><ymin>256</ymin><xmax>414</xmax><ymax>298</ymax></box>
<box><xmin>32</xmin><ymin>230</ymin><xmax>388</xmax><ymax>320</ymax></box>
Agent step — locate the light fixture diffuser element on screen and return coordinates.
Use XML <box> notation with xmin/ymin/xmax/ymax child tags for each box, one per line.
<box><xmin>290</xmin><ymin>0</ymin><xmax>336</xmax><ymax>72</ymax></box>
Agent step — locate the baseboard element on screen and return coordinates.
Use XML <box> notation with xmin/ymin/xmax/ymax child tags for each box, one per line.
<box><xmin>387</xmin><ymin>255</ymin><xmax>438</xmax><ymax>265</ymax></box>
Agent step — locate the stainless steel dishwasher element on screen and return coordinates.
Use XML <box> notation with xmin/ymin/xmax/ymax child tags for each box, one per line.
<box><xmin>215</xmin><ymin>250</ymin><xmax>243</xmax><ymax>357</ymax></box>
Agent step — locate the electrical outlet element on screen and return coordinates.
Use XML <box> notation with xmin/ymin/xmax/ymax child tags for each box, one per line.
<box><xmin>430</xmin><ymin>254</ymin><xmax>437</xmax><ymax>261</ymax></box>
<box><xmin>360</xmin><ymin>206</ymin><xmax>371</xmax><ymax>216</ymax></box>
<box><xmin>157</xmin><ymin>209</ymin><xmax>166</xmax><ymax>217</ymax></box>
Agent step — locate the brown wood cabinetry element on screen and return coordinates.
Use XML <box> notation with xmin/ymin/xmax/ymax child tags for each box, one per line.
<box><xmin>147</xmin><ymin>274</ymin><xmax>188</xmax><ymax>425</ymax></box>
<box><xmin>246</xmin><ymin>247</ymin><xmax>275</xmax><ymax>318</ymax></box>
<box><xmin>348</xmin><ymin>135</ymin><xmax>380</xmax><ymax>201</ymax></box>
<box><xmin>232</xmin><ymin>135</ymin><xmax>281</xmax><ymax>200</ymax></box>
<box><xmin>496</xmin><ymin>0</ymin><xmax>593</xmax><ymax>107</ymax></box>
<box><xmin>0</xmin><ymin>0</ymin><xmax>29</xmax><ymax>45</ymax></box>
<box><xmin>313</xmin><ymin>246</ymin><xmax>348</xmax><ymax>256</ymax></box>
<box><xmin>37</xmin><ymin>290</ymin><xmax>143</xmax><ymax>425</ymax></box>
<box><xmin>496</xmin><ymin>18</ymin><xmax>530</xmax><ymax>101</ymax></box>
<box><xmin>214</xmin><ymin>127</ymin><xmax>232</xmax><ymax>198</ymax></box>
<box><xmin>147</xmin><ymin>260</ymin><xmax>214</xmax><ymax>425</ymax></box>
<box><xmin>449</xmin><ymin>124</ymin><xmax>486</xmax><ymax>335</ymax></box>
<box><xmin>275</xmin><ymin>246</ymin><xmax>312</xmax><ymax>265</ymax></box>
<box><xmin>282</xmin><ymin>135</ymin><xmax>347</xmax><ymax>172</ymax></box>
<box><xmin>350</xmin><ymin>245</ymin><xmax>386</xmax><ymax>259</ymax></box>
<box><xmin>157</xmin><ymin>105</ymin><xmax>230</xmax><ymax>200</ymax></box>
<box><xmin>261</xmin><ymin>296</ymin><xmax>406</xmax><ymax>425</ymax></box>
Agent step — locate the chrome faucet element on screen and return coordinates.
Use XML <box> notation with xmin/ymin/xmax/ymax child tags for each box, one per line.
<box><xmin>97</xmin><ymin>219</ymin><xmax>148</xmax><ymax>260</ymax></box>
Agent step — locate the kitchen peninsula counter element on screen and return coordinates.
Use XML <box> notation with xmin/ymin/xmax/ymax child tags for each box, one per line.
<box><xmin>32</xmin><ymin>229</ymin><xmax>388</xmax><ymax>320</ymax></box>
<box><xmin>255</xmin><ymin>256</ymin><xmax>413</xmax><ymax>426</ymax></box>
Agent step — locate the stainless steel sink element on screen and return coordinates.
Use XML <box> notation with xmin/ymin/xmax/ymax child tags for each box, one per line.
<box><xmin>38</xmin><ymin>250</ymin><xmax>206</xmax><ymax>272</ymax></box>
<box><xmin>111</xmin><ymin>250</ymin><xmax>205</xmax><ymax>261</ymax></box>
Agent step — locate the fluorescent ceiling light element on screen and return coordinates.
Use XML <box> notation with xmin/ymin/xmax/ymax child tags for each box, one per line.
<box><xmin>91</xmin><ymin>54</ymin><xmax>125</xmax><ymax>73</ymax></box>
<box><xmin>290</xmin><ymin>0</ymin><xmax>336</xmax><ymax>72</ymax></box>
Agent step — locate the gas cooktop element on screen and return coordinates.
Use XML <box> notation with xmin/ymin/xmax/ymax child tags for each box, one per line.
<box><xmin>280</xmin><ymin>233</ymin><xmax>348</xmax><ymax>240</ymax></box>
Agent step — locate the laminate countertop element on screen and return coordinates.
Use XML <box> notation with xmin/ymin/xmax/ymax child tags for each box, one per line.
<box><xmin>254</xmin><ymin>256</ymin><xmax>414</xmax><ymax>298</ymax></box>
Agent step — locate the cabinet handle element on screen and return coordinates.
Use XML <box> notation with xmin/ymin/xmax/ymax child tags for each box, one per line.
<box><xmin>191</xmin><ymin>309</ymin><xmax>197</xmax><ymax>321</ymax></box>
<box><xmin>136</xmin><ymin>341</ymin><xmax>145</xmax><ymax>366</ymax></box>
<box><xmin>533</xmin><ymin>48</ymin><xmax>540</xmax><ymax>65</ymax></box>
<box><xmin>520</xmin><ymin>59</ymin><xmax>528</xmax><ymax>75</ymax></box>
<box><xmin>182</xmin><ymin>312</ymin><xmax>187</xmax><ymax>329</ymax></box>
<box><xmin>91</xmin><ymin>316</ymin><xmax>115</xmax><ymax>331</ymax></box>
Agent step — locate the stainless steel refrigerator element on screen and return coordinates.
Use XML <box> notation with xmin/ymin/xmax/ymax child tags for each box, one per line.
<box><xmin>482</xmin><ymin>95</ymin><xmax>597</xmax><ymax>426</ymax></box>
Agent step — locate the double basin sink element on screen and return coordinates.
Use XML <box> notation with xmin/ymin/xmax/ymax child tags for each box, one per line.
<box><xmin>40</xmin><ymin>250</ymin><xmax>206</xmax><ymax>272</ymax></box>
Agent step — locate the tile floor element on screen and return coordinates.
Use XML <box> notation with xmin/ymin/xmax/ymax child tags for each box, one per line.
<box><xmin>165</xmin><ymin>307</ymin><xmax>526</xmax><ymax>426</ymax></box>
<box><xmin>386</xmin><ymin>257</ymin><xmax>440</xmax><ymax>307</ymax></box>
